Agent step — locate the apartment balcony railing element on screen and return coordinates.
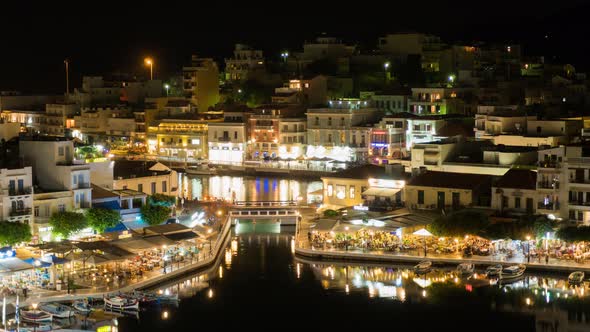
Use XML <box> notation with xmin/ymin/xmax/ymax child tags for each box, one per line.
<box><xmin>569</xmin><ymin>200</ymin><xmax>590</xmax><ymax>207</ymax></box>
<box><xmin>538</xmin><ymin>181</ymin><xmax>559</xmax><ymax>189</ymax></box>
<box><xmin>217</xmin><ymin>137</ymin><xmax>231</xmax><ymax>142</ymax></box>
<box><xmin>538</xmin><ymin>161</ymin><xmax>560</xmax><ymax>168</ymax></box>
<box><xmin>538</xmin><ymin>202</ymin><xmax>559</xmax><ymax>210</ymax></box>
<box><xmin>10</xmin><ymin>208</ymin><xmax>32</xmax><ymax>217</ymax></box>
<box><xmin>7</xmin><ymin>187</ymin><xmax>33</xmax><ymax>196</ymax></box>
<box><xmin>254</xmin><ymin>125</ymin><xmax>274</xmax><ymax>130</ymax></box>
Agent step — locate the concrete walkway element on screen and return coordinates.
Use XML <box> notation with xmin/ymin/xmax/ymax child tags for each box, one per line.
<box><xmin>14</xmin><ymin>217</ymin><xmax>232</xmax><ymax>307</ymax></box>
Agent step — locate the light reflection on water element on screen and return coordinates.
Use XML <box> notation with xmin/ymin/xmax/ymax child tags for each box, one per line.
<box><xmin>178</xmin><ymin>174</ymin><xmax>322</xmax><ymax>202</ymax></box>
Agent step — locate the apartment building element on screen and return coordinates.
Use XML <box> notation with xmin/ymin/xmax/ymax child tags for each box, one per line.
<box><xmin>208</xmin><ymin>122</ymin><xmax>247</xmax><ymax>163</ymax></box>
<box><xmin>183</xmin><ymin>56</ymin><xmax>220</xmax><ymax>112</ymax></box>
<box><xmin>0</xmin><ymin>166</ymin><xmax>34</xmax><ymax>227</ymax></box>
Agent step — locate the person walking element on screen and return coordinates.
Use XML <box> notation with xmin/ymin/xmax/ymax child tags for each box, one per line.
<box><xmin>545</xmin><ymin>254</ymin><xmax>549</xmax><ymax>264</ymax></box>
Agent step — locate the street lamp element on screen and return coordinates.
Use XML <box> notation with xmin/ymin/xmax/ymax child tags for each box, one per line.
<box><xmin>164</xmin><ymin>84</ymin><xmax>170</xmax><ymax>96</ymax></box>
<box><xmin>384</xmin><ymin>62</ymin><xmax>390</xmax><ymax>70</ymax></box>
<box><xmin>144</xmin><ymin>58</ymin><xmax>154</xmax><ymax>80</ymax></box>
<box><xmin>526</xmin><ymin>235</ymin><xmax>531</xmax><ymax>262</ymax></box>
<box><xmin>281</xmin><ymin>52</ymin><xmax>289</xmax><ymax>62</ymax></box>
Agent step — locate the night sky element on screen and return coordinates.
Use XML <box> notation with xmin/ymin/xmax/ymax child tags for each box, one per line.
<box><xmin>2</xmin><ymin>1</ymin><xmax>589</xmax><ymax>93</ymax></box>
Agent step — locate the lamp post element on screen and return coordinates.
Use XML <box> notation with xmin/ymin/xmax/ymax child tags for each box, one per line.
<box><xmin>144</xmin><ymin>58</ymin><xmax>154</xmax><ymax>80</ymax></box>
<box><xmin>64</xmin><ymin>59</ymin><xmax>70</xmax><ymax>100</ymax></box>
<box><xmin>526</xmin><ymin>235</ymin><xmax>531</xmax><ymax>263</ymax></box>
<box><xmin>384</xmin><ymin>62</ymin><xmax>390</xmax><ymax>84</ymax></box>
<box><xmin>164</xmin><ymin>84</ymin><xmax>170</xmax><ymax>97</ymax></box>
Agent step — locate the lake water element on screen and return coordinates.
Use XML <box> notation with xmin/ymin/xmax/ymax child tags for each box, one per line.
<box><xmin>118</xmin><ymin>228</ymin><xmax>590</xmax><ymax>331</ymax></box>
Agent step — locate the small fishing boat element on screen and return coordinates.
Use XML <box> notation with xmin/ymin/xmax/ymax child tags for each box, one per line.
<box><xmin>456</xmin><ymin>263</ymin><xmax>475</xmax><ymax>277</ymax></box>
<box><xmin>39</xmin><ymin>302</ymin><xmax>76</xmax><ymax>318</ymax></box>
<box><xmin>20</xmin><ymin>309</ymin><xmax>53</xmax><ymax>323</ymax></box>
<box><xmin>568</xmin><ymin>271</ymin><xmax>585</xmax><ymax>285</ymax></box>
<box><xmin>500</xmin><ymin>264</ymin><xmax>526</xmax><ymax>280</ymax></box>
<box><xmin>103</xmin><ymin>296</ymin><xmax>139</xmax><ymax>311</ymax></box>
<box><xmin>414</xmin><ymin>260</ymin><xmax>432</xmax><ymax>274</ymax></box>
<box><xmin>485</xmin><ymin>264</ymin><xmax>503</xmax><ymax>278</ymax></box>
<box><xmin>72</xmin><ymin>300</ymin><xmax>92</xmax><ymax>313</ymax></box>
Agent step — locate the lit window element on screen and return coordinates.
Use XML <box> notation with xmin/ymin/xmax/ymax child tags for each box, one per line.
<box><xmin>191</xmin><ymin>139</ymin><xmax>200</xmax><ymax>145</ymax></box>
<box><xmin>349</xmin><ymin>186</ymin><xmax>355</xmax><ymax>199</ymax></box>
<box><xmin>335</xmin><ymin>185</ymin><xmax>346</xmax><ymax>199</ymax></box>
<box><xmin>327</xmin><ymin>185</ymin><xmax>333</xmax><ymax>197</ymax></box>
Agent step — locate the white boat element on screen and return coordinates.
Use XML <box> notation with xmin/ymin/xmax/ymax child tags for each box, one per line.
<box><xmin>103</xmin><ymin>296</ymin><xmax>139</xmax><ymax>311</ymax></box>
<box><xmin>15</xmin><ymin>323</ymin><xmax>53</xmax><ymax>332</ymax></box>
<box><xmin>186</xmin><ymin>166</ymin><xmax>217</xmax><ymax>175</ymax></box>
<box><xmin>457</xmin><ymin>263</ymin><xmax>475</xmax><ymax>277</ymax></box>
<box><xmin>20</xmin><ymin>310</ymin><xmax>53</xmax><ymax>323</ymax></box>
<box><xmin>39</xmin><ymin>302</ymin><xmax>76</xmax><ymax>318</ymax></box>
<box><xmin>72</xmin><ymin>300</ymin><xmax>92</xmax><ymax>313</ymax></box>
<box><xmin>414</xmin><ymin>260</ymin><xmax>432</xmax><ymax>274</ymax></box>
<box><xmin>568</xmin><ymin>271</ymin><xmax>585</xmax><ymax>285</ymax></box>
<box><xmin>500</xmin><ymin>264</ymin><xmax>526</xmax><ymax>280</ymax></box>
<box><xmin>485</xmin><ymin>264</ymin><xmax>503</xmax><ymax>278</ymax></box>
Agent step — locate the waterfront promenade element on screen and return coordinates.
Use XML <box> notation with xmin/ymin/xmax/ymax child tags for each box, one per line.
<box><xmin>14</xmin><ymin>216</ymin><xmax>232</xmax><ymax>307</ymax></box>
<box><xmin>294</xmin><ymin>220</ymin><xmax>590</xmax><ymax>274</ymax></box>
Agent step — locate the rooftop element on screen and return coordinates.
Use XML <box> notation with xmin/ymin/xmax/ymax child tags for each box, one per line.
<box><xmin>407</xmin><ymin>171</ymin><xmax>493</xmax><ymax>190</ymax></box>
<box><xmin>113</xmin><ymin>160</ymin><xmax>171</xmax><ymax>179</ymax></box>
<box><xmin>91</xmin><ymin>184</ymin><xmax>119</xmax><ymax>200</ymax></box>
<box><xmin>494</xmin><ymin>169</ymin><xmax>537</xmax><ymax>190</ymax></box>
<box><xmin>323</xmin><ymin>164</ymin><xmax>407</xmax><ymax>180</ymax></box>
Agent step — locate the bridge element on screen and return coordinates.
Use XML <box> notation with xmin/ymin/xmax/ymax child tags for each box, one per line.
<box><xmin>229</xmin><ymin>201</ymin><xmax>303</xmax><ymax>226</ymax></box>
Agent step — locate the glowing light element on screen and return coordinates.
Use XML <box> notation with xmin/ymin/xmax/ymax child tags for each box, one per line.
<box><xmin>162</xmin><ymin>311</ymin><xmax>169</xmax><ymax>320</ymax></box>
<box><xmin>208</xmin><ymin>289</ymin><xmax>214</xmax><ymax>298</ymax></box>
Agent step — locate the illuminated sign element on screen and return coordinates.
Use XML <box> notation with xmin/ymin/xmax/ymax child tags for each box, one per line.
<box><xmin>368</xmin><ymin>178</ymin><xmax>405</xmax><ymax>189</ymax></box>
<box><xmin>372</xmin><ymin>131</ymin><xmax>387</xmax><ymax>135</ymax></box>
<box><xmin>371</xmin><ymin>143</ymin><xmax>388</xmax><ymax>147</ymax></box>
<box><xmin>353</xmin><ymin>205</ymin><xmax>369</xmax><ymax>211</ymax></box>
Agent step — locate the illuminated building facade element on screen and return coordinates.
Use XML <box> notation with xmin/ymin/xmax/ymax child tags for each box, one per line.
<box><xmin>224</xmin><ymin>44</ymin><xmax>265</xmax><ymax>82</ymax></box>
<box><xmin>307</xmin><ymin>100</ymin><xmax>382</xmax><ymax>162</ymax></box>
<box><xmin>147</xmin><ymin>119</ymin><xmax>212</xmax><ymax>162</ymax></box>
<box><xmin>248</xmin><ymin>106</ymin><xmax>305</xmax><ymax>160</ymax></box>
<box><xmin>208</xmin><ymin>122</ymin><xmax>247</xmax><ymax>164</ymax></box>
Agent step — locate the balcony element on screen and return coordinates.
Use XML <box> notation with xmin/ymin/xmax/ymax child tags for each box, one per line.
<box><xmin>217</xmin><ymin>137</ymin><xmax>231</xmax><ymax>142</ymax></box>
<box><xmin>538</xmin><ymin>202</ymin><xmax>559</xmax><ymax>211</ymax></box>
<box><xmin>10</xmin><ymin>208</ymin><xmax>32</xmax><ymax>217</ymax></box>
<box><xmin>568</xmin><ymin>157</ymin><xmax>590</xmax><ymax>166</ymax></box>
<box><xmin>537</xmin><ymin>181</ymin><xmax>559</xmax><ymax>189</ymax></box>
<box><xmin>74</xmin><ymin>183</ymin><xmax>91</xmax><ymax>189</ymax></box>
<box><xmin>538</xmin><ymin>161</ymin><xmax>560</xmax><ymax>169</ymax></box>
<box><xmin>254</xmin><ymin>126</ymin><xmax>274</xmax><ymax>130</ymax></box>
<box><xmin>7</xmin><ymin>187</ymin><xmax>33</xmax><ymax>196</ymax></box>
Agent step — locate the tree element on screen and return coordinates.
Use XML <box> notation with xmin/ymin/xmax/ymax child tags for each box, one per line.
<box><xmin>141</xmin><ymin>205</ymin><xmax>171</xmax><ymax>226</ymax></box>
<box><xmin>49</xmin><ymin>211</ymin><xmax>87</xmax><ymax>238</ymax></box>
<box><xmin>148</xmin><ymin>194</ymin><xmax>176</xmax><ymax>207</ymax></box>
<box><xmin>427</xmin><ymin>210</ymin><xmax>490</xmax><ymax>237</ymax></box>
<box><xmin>0</xmin><ymin>221</ymin><xmax>32</xmax><ymax>246</ymax></box>
<box><xmin>557</xmin><ymin>226</ymin><xmax>590</xmax><ymax>242</ymax></box>
<box><xmin>323</xmin><ymin>209</ymin><xmax>339</xmax><ymax>218</ymax></box>
<box><xmin>86</xmin><ymin>208</ymin><xmax>122</xmax><ymax>234</ymax></box>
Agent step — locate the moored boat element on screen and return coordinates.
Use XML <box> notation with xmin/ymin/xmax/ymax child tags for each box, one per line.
<box><xmin>414</xmin><ymin>260</ymin><xmax>432</xmax><ymax>274</ymax></box>
<box><xmin>13</xmin><ymin>323</ymin><xmax>53</xmax><ymax>332</ymax></box>
<box><xmin>568</xmin><ymin>271</ymin><xmax>585</xmax><ymax>285</ymax></box>
<box><xmin>72</xmin><ymin>300</ymin><xmax>92</xmax><ymax>313</ymax></box>
<box><xmin>457</xmin><ymin>263</ymin><xmax>475</xmax><ymax>277</ymax></box>
<box><xmin>500</xmin><ymin>264</ymin><xmax>526</xmax><ymax>280</ymax></box>
<box><xmin>39</xmin><ymin>302</ymin><xmax>76</xmax><ymax>318</ymax></box>
<box><xmin>20</xmin><ymin>310</ymin><xmax>53</xmax><ymax>323</ymax></box>
<box><xmin>103</xmin><ymin>296</ymin><xmax>139</xmax><ymax>311</ymax></box>
<box><xmin>485</xmin><ymin>264</ymin><xmax>503</xmax><ymax>278</ymax></box>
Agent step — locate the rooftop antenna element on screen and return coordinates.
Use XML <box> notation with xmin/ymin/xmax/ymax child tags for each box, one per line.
<box><xmin>64</xmin><ymin>59</ymin><xmax>70</xmax><ymax>101</ymax></box>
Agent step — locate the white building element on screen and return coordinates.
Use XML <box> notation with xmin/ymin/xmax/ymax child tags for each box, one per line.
<box><xmin>224</xmin><ymin>44</ymin><xmax>265</xmax><ymax>82</ymax></box>
<box><xmin>0</xmin><ymin>166</ymin><xmax>34</xmax><ymax>227</ymax></box>
<box><xmin>113</xmin><ymin>160</ymin><xmax>178</xmax><ymax>197</ymax></box>
<box><xmin>19</xmin><ymin>138</ymin><xmax>92</xmax><ymax>210</ymax></box>
<box><xmin>208</xmin><ymin>122</ymin><xmax>247</xmax><ymax>164</ymax></box>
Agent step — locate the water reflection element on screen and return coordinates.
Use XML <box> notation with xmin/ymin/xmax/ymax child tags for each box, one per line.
<box><xmin>178</xmin><ymin>174</ymin><xmax>322</xmax><ymax>202</ymax></box>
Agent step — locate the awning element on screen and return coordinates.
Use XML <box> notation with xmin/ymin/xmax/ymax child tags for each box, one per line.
<box><xmin>362</xmin><ymin>187</ymin><xmax>401</xmax><ymax>197</ymax></box>
<box><xmin>165</xmin><ymin>231</ymin><xmax>199</xmax><ymax>242</ymax></box>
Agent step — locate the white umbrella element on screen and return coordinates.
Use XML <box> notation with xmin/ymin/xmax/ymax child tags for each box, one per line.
<box><xmin>413</xmin><ymin>228</ymin><xmax>433</xmax><ymax>257</ymax></box>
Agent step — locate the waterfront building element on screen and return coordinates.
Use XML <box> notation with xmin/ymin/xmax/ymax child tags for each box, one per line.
<box><xmin>113</xmin><ymin>160</ymin><xmax>178</xmax><ymax>197</ymax></box>
<box><xmin>33</xmin><ymin>190</ymin><xmax>76</xmax><ymax>240</ymax></box>
<box><xmin>405</xmin><ymin>170</ymin><xmax>493</xmax><ymax>211</ymax></box>
<box><xmin>536</xmin><ymin>146</ymin><xmax>567</xmax><ymax>221</ymax></box>
<box><xmin>183</xmin><ymin>55</ymin><xmax>220</xmax><ymax>112</ymax></box>
<box><xmin>208</xmin><ymin>122</ymin><xmax>247</xmax><ymax>164</ymax></box>
<box><xmin>73</xmin><ymin>105</ymin><xmax>135</xmax><ymax>146</ymax></box>
<box><xmin>321</xmin><ymin>165</ymin><xmax>406</xmax><ymax>210</ymax></box>
<box><xmin>248</xmin><ymin>105</ymin><xmax>305</xmax><ymax>160</ymax></box>
<box><xmin>307</xmin><ymin>100</ymin><xmax>382</xmax><ymax>162</ymax></box>
<box><xmin>491</xmin><ymin>169</ymin><xmax>538</xmax><ymax>215</ymax></box>
<box><xmin>369</xmin><ymin>113</ymin><xmax>412</xmax><ymax>164</ymax></box>
<box><xmin>564</xmin><ymin>144</ymin><xmax>590</xmax><ymax>224</ymax></box>
<box><xmin>91</xmin><ymin>184</ymin><xmax>147</xmax><ymax>228</ymax></box>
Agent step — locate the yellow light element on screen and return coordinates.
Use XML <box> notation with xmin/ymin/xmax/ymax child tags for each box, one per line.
<box><xmin>32</xmin><ymin>303</ymin><xmax>38</xmax><ymax>310</ymax></box>
<box><xmin>217</xmin><ymin>210</ymin><xmax>222</xmax><ymax>216</ymax></box>
<box><xmin>525</xmin><ymin>298</ymin><xmax>531</xmax><ymax>305</ymax></box>
<box><xmin>208</xmin><ymin>289</ymin><xmax>214</xmax><ymax>298</ymax></box>
<box><xmin>162</xmin><ymin>311</ymin><xmax>169</xmax><ymax>320</ymax></box>
<box><xmin>144</xmin><ymin>58</ymin><xmax>153</xmax><ymax>65</ymax></box>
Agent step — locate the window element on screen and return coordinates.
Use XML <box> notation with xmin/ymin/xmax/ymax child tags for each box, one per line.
<box><xmin>418</xmin><ymin>190</ymin><xmax>424</xmax><ymax>204</ymax></box>
<box><xmin>327</xmin><ymin>185</ymin><xmax>333</xmax><ymax>197</ymax></box>
<box><xmin>515</xmin><ymin>197</ymin><xmax>521</xmax><ymax>209</ymax></box>
<box><xmin>234</xmin><ymin>131</ymin><xmax>238</xmax><ymax>139</ymax></box>
<box><xmin>328</xmin><ymin>117</ymin><xmax>332</xmax><ymax>126</ymax></box>
<box><xmin>191</xmin><ymin>139</ymin><xmax>200</xmax><ymax>145</ymax></box>
<box><xmin>58</xmin><ymin>204</ymin><xmax>65</xmax><ymax>212</ymax></box>
<box><xmin>315</xmin><ymin>117</ymin><xmax>319</xmax><ymax>125</ymax></box>
<box><xmin>72</xmin><ymin>175</ymin><xmax>77</xmax><ymax>184</ymax></box>
<box><xmin>58</xmin><ymin>147</ymin><xmax>64</xmax><ymax>156</ymax></box>
<box><xmin>162</xmin><ymin>181</ymin><xmax>167</xmax><ymax>193</ymax></box>
<box><xmin>283</xmin><ymin>125</ymin><xmax>288</xmax><ymax>131</ymax></box>
<box><xmin>361</xmin><ymin>186</ymin><xmax>367</xmax><ymax>196</ymax></box>
<box><xmin>123</xmin><ymin>185</ymin><xmax>128</xmax><ymax>190</ymax></box>
<box><xmin>161</xmin><ymin>138</ymin><xmax>165</xmax><ymax>143</ymax></box>
<box><xmin>340</xmin><ymin>118</ymin><xmax>345</xmax><ymax>126</ymax></box>
<box><xmin>34</xmin><ymin>207</ymin><xmax>39</xmax><ymax>217</ymax></box>
<box><xmin>328</xmin><ymin>134</ymin><xmax>332</xmax><ymax>143</ymax></box>
<box><xmin>75</xmin><ymin>194</ymin><xmax>80</xmax><ymax>204</ymax></box>
<box><xmin>395</xmin><ymin>121</ymin><xmax>403</xmax><ymax>128</ymax></box>
<box><xmin>151</xmin><ymin>182</ymin><xmax>156</xmax><ymax>194</ymax></box>
<box><xmin>502</xmin><ymin>196</ymin><xmax>508</xmax><ymax>209</ymax></box>
<box><xmin>349</xmin><ymin>186</ymin><xmax>355</xmax><ymax>199</ymax></box>
<box><xmin>537</xmin><ymin>126</ymin><xmax>542</xmax><ymax>133</ymax></box>
<box><xmin>138</xmin><ymin>183</ymin><xmax>143</xmax><ymax>192</ymax></box>
<box><xmin>335</xmin><ymin>185</ymin><xmax>346</xmax><ymax>199</ymax></box>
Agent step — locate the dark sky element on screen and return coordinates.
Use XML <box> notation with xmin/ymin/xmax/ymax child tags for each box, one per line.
<box><xmin>2</xmin><ymin>1</ymin><xmax>589</xmax><ymax>93</ymax></box>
